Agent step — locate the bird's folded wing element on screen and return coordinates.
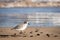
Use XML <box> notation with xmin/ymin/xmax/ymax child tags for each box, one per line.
<box><xmin>13</xmin><ymin>24</ymin><xmax>24</xmax><ymax>29</ymax></box>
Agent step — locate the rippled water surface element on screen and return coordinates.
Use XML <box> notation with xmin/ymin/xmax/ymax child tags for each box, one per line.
<box><xmin>0</xmin><ymin>7</ymin><xmax>60</xmax><ymax>27</ymax></box>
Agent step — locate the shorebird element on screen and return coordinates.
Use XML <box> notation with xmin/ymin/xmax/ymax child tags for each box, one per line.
<box><xmin>11</xmin><ymin>21</ymin><xmax>29</xmax><ymax>34</ymax></box>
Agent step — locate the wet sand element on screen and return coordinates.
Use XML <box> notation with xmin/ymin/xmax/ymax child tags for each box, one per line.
<box><xmin>0</xmin><ymin>27</ymin><xmax>60</xmax><ymax>40</ymax></box>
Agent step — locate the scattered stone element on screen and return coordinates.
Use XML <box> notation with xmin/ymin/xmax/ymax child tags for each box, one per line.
<box><xmin>35</xmin><ymin>29</ymin><xmax>39</xmax><ymax>32</ymax></box>
<box><xmin>11</xmin><ymin>35</ymin><xmax>16</xmax><ymax>37</ymax></box>
<box><xmin>46</xmin><ymin>34</ymin><xmax>50</xmax><ymax>37</ymax></box>
<box><xmin>19</xmin><ymin>31</ymin><xmax>23</xmax><ymax>34</ymax></box>
<box><xmin>30</xmin><ymin>35</ymin><xmax>33</xmax><ymax>37</ymax></box>
<box><xmin>58</xmin><ymin>33</ymin><xmax>60</xmax><ymax>34</ymax></box>
<box><xmin>23</xmin><ymin>35</ymin><xmax>27</xmax><ymax>37</ymax></box>
<box><xmin>54</xmin><ymin>35</ymin><xmax>58</xmax><ymax>37</ymax></box>
<box><xmin>30</xmin><ymin>31</ymin><xmax>33</xmax><ymax>34</ymax></box>
<box><xmin>11</xmin><ymin>33</ymin><xmax>17</xmax><ymax>37</ymax></box>
<box><xmin>0</xmin><ymin>35</ymin><xmax>9</xmax><ymax>37</ymax></box>
<box><xmin>37</xmin><ymin>34</ymin><xmax>40</xmax><ymax>36</ymax></box>
<box><xmin>40</xmin><ymin>32</ymin><xmax>43</xmax><ymax>34</ymax></box>
<box><xmin>14</xmin><ymin>33</ymin><xmax>16</xmax><ymax>35</ymax></box>
<box><xmin>51</xmin><ymin>34</ymin><xmax>53</xmax><ymax>35</ymax></box>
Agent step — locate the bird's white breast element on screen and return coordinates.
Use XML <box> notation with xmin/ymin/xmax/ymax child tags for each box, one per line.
<box><xmin>16</xmin><ymin>23</ymin><xmax>28</xmax><ymax>31</ymax></box>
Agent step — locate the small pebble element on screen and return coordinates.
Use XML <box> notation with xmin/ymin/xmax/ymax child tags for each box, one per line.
<box><xmin>37</xmin><ymin>34</ymin><xmax>40</xmax><ymax>36</ymax></box>
<box><xmin>30</xmin><ymin>35</ymin><xmax>33</xmax><ymax>37</ymax></box>
<box><xmin>23</xmin><ymin>35</ymin><xmax>26</xmax><ymax>37</ymax></box>
<box><xmin>14</xmin><ymin>33</ymin><xmax>16</xmax><ymax>35</ymax></box>
<box><xmin>54</xmin><ymin>35</ymin><xmax>58</xmax><ymax>37</ymax></box>
<box><xmin>0</xmin><ymin>35</ymin><xmax>9</xmax><ymax>37</ymax></box>
<box><xmin>40</xmin><ymin>32</ymin><xmax>43</xmax><ymax>34</ymax></box>
<box><xmin>30</xmin><ymin>31</ymin><xmax>33</xmax><ymax>34</ymax></box>
<box><xmin>35</xmin><ymin>29</ymin><xmax>39</xmax><ymax>32</ymax></box>
<box><xmin>19</xmin><ymin>32</ymin><xmax>23</xmax><ymax>34</ymax></box>
<box><xmin>46</xmin><ymin>34</ymin><xmax>50</xmax><ymax>37</ymax></box>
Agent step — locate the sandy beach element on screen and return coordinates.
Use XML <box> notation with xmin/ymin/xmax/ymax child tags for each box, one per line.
<box><xmin>0</xmin><ymin>27</ymin><xmax>60</xmax><ymax>40</ymax></box>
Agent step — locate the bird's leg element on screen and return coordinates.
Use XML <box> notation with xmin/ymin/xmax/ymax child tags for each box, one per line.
<box><xmin>19</xmin><ymin>31</ymin><xmax>23</xmax><ymax>34</ymax></box>
<box><xmin>19</xmin><ymin>31</ymin><xmax>25</xmax><ymax>34</ymax></box>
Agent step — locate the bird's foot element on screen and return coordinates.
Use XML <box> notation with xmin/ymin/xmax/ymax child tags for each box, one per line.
<box><xmin>19</xmin><ymin>31</ymin><xmax>23</xmax><ymax>34</ymax></box>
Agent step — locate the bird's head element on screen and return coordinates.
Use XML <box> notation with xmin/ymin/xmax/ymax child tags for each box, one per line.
<box><xmin>24</xmin><ymin>21</ymin><xmax>30</xmax><ymax>25</ymax></box>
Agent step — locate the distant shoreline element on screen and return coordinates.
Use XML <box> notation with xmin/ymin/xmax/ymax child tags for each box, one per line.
<box><xmin>0</xmin><ymin>2</ymin><xmax>60</xmax><ymax>8</ymax></box>
<box><xmin>0</xmin><ymin>6</ymin><xmax>60</xmax><ymax>8</ymax></box>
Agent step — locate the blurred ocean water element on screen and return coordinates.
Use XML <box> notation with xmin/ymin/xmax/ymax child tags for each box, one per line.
<box><xmin>0</xmin><ymin>7</ymin><xmax>60</xmax><ymax>27</ymax></box>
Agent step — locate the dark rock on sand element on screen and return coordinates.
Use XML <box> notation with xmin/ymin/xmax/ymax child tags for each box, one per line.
<box><xmin>40</xmin><ymin>32</ymin><xmax>43</xmax><ymax>34</ymax></box>
<box><xmin>46</xmin><ymin>34</ymin><xmax>50</xmax><ymax>37</ymax></box>
<box><xmin>0</xmin><ymin>35</ymin><xmax>9</xmax><ymax>38</ymax></box>
<box><xmin>54</xmin><ymin>35</ymin><xmax>58</xmax><ymax>37</ymax></box>
<box><xmin>23</xmin><ymin>35</ymin><xmax>27</xmax><ymax>37</ymax></box>
<box><xmin>30</xmin><ymin>31</ymin><xmax>33</xmax><ymax>34</ymax></box>
<box><xmin>35</xmin><ymin>29</ymin><xmax>39</xmax><ymax>32</ymax></box>
<box><xmin>30</xmin><ymin>35</ymin><xmax>33</xmax><ymax>37</ymax></box>
<box><xmin>37</xmin><ymin>34</ymin><xmax>40</xmax><ymax>36</ymax></box>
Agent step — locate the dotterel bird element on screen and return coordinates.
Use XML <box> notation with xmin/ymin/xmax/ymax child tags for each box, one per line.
<box><xmin>11</xmin><ymin>21</ymin><xmax>29</xmax><ymax>33</ymax></box>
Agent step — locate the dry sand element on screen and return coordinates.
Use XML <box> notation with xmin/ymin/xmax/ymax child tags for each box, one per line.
<box><xmin>0</xmin><ymin>27</ymin><xmax>60</xmax><ymax>40</ymax></box>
